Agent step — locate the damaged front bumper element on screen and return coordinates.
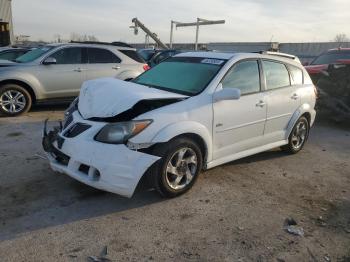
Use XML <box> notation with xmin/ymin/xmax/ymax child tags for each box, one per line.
<box><xmin>42</xmin><ymin>111</ymin><xmax>160</xmax><ymax>198</ymax></box>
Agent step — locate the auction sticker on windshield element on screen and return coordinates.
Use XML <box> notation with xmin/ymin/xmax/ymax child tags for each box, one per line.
<box><xmin>201</xmin><ymin>58</ymin><xmax>225</xmax><ymax>65</ymax></box>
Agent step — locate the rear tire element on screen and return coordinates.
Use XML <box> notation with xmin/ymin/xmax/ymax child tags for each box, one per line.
<box><xmin>281</xmin><ymin>116</ymin><xmax>309</xmax><ymax>154</ymax></box>
<box><xmin>0</xmin><ymin>84</ymin><xmax>32</xmax><ymax>116</ymax></box>
<box><xmin>148</xmin><ymin>137</ymin><xmax>203</xmax><ymax>198</ymax></box>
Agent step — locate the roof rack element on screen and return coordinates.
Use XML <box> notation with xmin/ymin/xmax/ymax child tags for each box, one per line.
<box><xmin>255</xmin><ymin>51</ymin><xmax>301</xmax><ymax>64</ymax></box>
<box><xmin>70</xmin><ymin>41</ymin><xmax>134</xmax><ymax>48</ymax></box>
<box><xmin>257</xmin><ymin>51</ymin><xmax>296</xmax><ymax>60</ymax></box>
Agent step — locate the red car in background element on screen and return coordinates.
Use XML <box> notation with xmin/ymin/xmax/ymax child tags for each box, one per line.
<box><xmin>305</xmin><ymin>48</ymin><xmax>350</xmax><ymax>82</ymax></box>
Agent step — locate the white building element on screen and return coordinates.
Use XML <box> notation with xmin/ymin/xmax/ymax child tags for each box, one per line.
<box><xmin>0</xmin><ymin>0</ymin><xmax>14</xmax><ymax>45</ymax></box>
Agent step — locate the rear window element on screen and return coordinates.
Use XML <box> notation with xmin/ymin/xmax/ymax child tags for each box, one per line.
<box><xmin>119</xmin><ymin>49</ymin><xmax>145</xmax><ymax>63</ymax></box>
<box><xmin>87</xmin><ymin>48</ymin><xmax>121</xmax><ymax>63</ymax></box>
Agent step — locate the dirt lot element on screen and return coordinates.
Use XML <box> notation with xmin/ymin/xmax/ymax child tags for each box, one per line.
<box><xmin>0</xmin><ymin>105</ymin><xmax>349</xmax><ymax>262</ymax></box>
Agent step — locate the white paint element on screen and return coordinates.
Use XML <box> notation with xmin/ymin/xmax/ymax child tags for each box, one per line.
<box><xmin>78</xmin><ymin>78</ymin><xmax>187</xmax><ymax>119</ymax></box>
<box><xmin>46</xmin><ymin>52</ymin><xmax>316</xmax><ymax>197</ymax></box>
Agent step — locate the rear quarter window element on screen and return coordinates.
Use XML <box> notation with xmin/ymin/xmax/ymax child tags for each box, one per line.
<box><xmin>288</xmin><ymin>65</ymin><xmax>303</xmax><ymax>85</ymax></box>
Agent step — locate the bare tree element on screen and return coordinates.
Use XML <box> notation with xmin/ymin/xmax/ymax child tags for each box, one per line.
<box><xmin>334</xmin><ymin>33</ymin><xmax>349</xmax><ymax>43</ymax></box>
<box><xmin>70</xmin><ymin>32</ymin><xmax>99</xmax><ymax>42</ymax></box>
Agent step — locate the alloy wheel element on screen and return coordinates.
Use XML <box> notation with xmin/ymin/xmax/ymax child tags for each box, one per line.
<box><xmin>291</xmin><ymin>121</ymin><xmax>307</xmax><ymax>150</ymax></box>
<box><xmin>165</xmin><ymin>147</ymin><xmax>198</xmax><ymax>190</ymax></box>
<box><xmin>0</xmin><ymin>90</ymin><xmax>27</xmax><ymax>114</ymax></box>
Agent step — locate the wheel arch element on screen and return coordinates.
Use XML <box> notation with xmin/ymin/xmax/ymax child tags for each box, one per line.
<box><xmin>286</xmin><ymin>104</ymin><xmax>314</xmax><ymax>139</ymax></box>
<box><xmin>149</xmin><ymin>121</ymin><xmax>212</xmax><ymax>167</ymax></box>
<box><xmin>0</xmin><ymin>79</ymin><xmax>37</xmax><ymax>104</ymax></box>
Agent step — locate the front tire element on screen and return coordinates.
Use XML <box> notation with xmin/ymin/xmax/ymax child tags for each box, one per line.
<box><xmin>149</xmin><ymin>137</ymin><xmax>203</xmax><ymax>198</ymax></box>
<box><xmin>281</xmin><ymin>116</ymin><xmax>309</xmax><ymax>154</ymax></box>
<box><xmin>0</xmin><ymin>84</ymin><xmax>32</xmax><ymax>116</ymax></box>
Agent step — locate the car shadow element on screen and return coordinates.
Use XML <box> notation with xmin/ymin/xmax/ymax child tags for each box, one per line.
<box><xmin>0</xmin><ymin>173</ymin><xmax>164</xmax><ymax>241</ymax></box>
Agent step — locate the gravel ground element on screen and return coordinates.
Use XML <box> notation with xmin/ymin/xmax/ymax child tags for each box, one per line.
<box><xmin>0</xmin><ymin>105</ymin><xmax>349</xmax><ymax>262</ymax></box>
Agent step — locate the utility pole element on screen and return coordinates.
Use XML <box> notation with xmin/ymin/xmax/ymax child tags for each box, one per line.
<box><xmin>172</xmin><ymin>18</ymin><xmax>225</xmax><ymax>50</ymax></box>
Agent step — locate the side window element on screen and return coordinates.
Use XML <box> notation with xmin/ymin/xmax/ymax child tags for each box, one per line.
<box><xmin>50</xmin><ymin>47</ymin><xmax>83</xmax><ymax>64</ymax></box>
<box><xmin>263</xmin><ymin>60</ymin><xmax>290</xmax><ymax>90</ymax></box>
<box><xmin>87</xmin><ymin>48</ymin><xmax>121</xmax><ymax>64</ymax></box>
<box><xmin>288</xmin><ymin>65</ymin><xmax>303</xmax><ymax>85</ymax></box>
<box><xmin>222</xmin><ymin>60</ymin><xmax>260</xmax><ymax>95</ymax></box>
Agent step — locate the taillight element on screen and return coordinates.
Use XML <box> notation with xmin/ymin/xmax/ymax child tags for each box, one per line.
<box><xmin>143</xmin><ymin>64</ymin><xmax>150</xmax><ymax>71</ymax></box>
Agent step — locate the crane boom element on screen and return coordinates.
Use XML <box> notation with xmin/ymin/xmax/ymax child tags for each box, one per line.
<box><xmin>131</xmin><ymin>18</ymin><xmax>169</xmax><ymax>49</ymax></box>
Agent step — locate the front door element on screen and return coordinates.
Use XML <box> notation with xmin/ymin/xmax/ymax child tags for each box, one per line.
<box><xmin>35</xmin><ymin>47</ymin><xmax>86</xmax><ymax>98</ymax></box>
<box><xmin>213</xmin><ymin>60</ymin><xmax>267</xmax><ymax>160</ymax></box>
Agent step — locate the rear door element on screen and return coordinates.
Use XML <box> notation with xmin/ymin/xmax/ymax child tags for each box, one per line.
<box><xmin>84</xmin><ymin>47</ymin><xmax>122</xmax><ymax>80</ymax></box>
<box><xmin>262</xmin><ymin>60</ymin><xmax>301</xmax><ymax>143</ymax></box>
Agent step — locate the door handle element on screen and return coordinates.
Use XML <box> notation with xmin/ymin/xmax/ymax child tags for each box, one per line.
<box><xmin>256</xmin><ymin>100</ymin><xmax>266</xmax><ymax>107</ymax></box>
<box><xmin>291</xmin><ymin>93</ymin><xmax>299</xmax><ymax>100</ymax></box>
<box><xmin>112</xmin><ymin>66</ymin><xmax>121</xmax><ymax>70</ymax></box>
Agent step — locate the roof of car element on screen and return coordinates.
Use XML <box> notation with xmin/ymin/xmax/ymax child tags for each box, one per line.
<box><xmin>177</xmin><ymin>52</ymin><xmax>236</xmax><ymax>60</ymax></box>
<box><xmin>45</xmin><ymin>42</ymin><xmax>136</xmax><ymax>50</ymax></box>
<box><xmin>176</xmin><ymin>51</ymin><xmax>302</xmax><ymax>66</ymax></box>
<box><xmin>328</xmin><ymin>47</ymin><xmax>350</xmax><ymax>52</ymax></box>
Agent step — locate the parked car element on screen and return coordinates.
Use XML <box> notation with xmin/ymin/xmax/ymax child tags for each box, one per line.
<box><xmin>43</xmin><ymin>52</ymin><xmax>316</xmax><ymax>198</ymax></box>
<box><xmin>137</xmin><ymin>48</ymin><xmax>159</xmax><ymax>63</ymax></box>
<box><xmin>148</xmin><ymin>49</ymin><xmax>187</xmax><ymax>67</ymax></box>
<box><xmin>305</xmin><ymin>48</ymin><xmax>350</xmax><ymax>82</ymax></box>
<box><xmin>0</xmin><ymin>42</ymin><xmax>148</xmax><ymax>116</ymax></box>
<box><xmin>0</xmin><ymin>47</ymin><xmax>30</xmax><ymax>61</ymax></box>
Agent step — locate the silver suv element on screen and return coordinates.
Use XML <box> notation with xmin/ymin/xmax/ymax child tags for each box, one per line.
<box><xmin>0</xmin><ymin>42</ymin><xmax>148</xmax><ymax>116</ymax></box>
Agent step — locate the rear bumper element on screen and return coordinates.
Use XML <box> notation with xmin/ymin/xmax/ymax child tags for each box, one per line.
<box><xmin>43</xmin><ymin>111</ymin><xmax>160</xmax><ymax>198</ymax></box>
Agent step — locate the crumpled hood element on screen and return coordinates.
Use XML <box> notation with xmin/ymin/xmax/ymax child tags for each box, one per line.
<box><xmin>78</xmin><ymin>78</ymin><xmax>187</xmax><ymax>119</ymax></box>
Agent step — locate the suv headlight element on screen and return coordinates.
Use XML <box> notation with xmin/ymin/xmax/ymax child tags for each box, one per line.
<box><xmin>95</xmin><ymin>120</ymin><xmax>152</xmax><ymax>144</ymax></box>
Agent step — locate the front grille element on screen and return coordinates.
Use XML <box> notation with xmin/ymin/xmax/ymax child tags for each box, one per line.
<box><xmin>64</xmin><ymin>123</ymin><xmax>91</xmax><ymax>138</ymax></box>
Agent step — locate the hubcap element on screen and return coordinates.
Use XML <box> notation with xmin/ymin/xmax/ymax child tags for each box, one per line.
<box><xmin>291</xmin><ymin>121</ymin><xmax>307</xmax><ymax>149</ymax></box>
<box><xmin>0</xmin><ymin>90</ymin><xmax>26</xmax><ymax>113</ymax></box>
<box><xmin>165</xmin><ymin>147</ymin><xmax>198</xmax><ymax>190</ymax></box>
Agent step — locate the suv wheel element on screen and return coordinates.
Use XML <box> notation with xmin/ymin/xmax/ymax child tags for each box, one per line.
<box><xmin>149</xmin><ymin>137</ymin><xmax>203</xmax><ymax>198</ymax></box>
<box><xmin>0</xmin><ymin>84</ymin><xmax>32</xmax><ymax>116</ymax></box>
<box><xmin>281</xmin><ymin>116</ymin><xmax>309</xmax><ymax>154</ymax></box>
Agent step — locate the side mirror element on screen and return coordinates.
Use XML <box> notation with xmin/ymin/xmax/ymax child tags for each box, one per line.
<box><xmin>43</xmin><ymin>57</ymin><xmax>57</xmax><ymax>65</ymax></box>
<box><xmin>214</xmin><ymin>84</ymin><xmax>241</xmax><ymax>102</ymax></box>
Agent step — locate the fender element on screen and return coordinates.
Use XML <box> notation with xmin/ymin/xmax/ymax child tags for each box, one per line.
<box><xmin>0</xmin><ymin>73</ymin><xmax>43</xmax><ymax>100</ymax></box>
<box><xmin>151</xmin><ymin>121</ymin><xmax>213</xmax><ymax>163</ymax></box>
<box><xmin>117</xmin><ymin>70</ymin><xmax>143</xmax><ymax>81</ymax></box>
<box><xmin>286</xmin><ymin>103</ymin><xmax>316</xmax><ymax>139</ymax></box>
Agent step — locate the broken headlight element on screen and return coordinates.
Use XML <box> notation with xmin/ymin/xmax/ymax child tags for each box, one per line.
<box><xmin>95</xmin><ymin>120</ymin><xmax>152</xmax><ymax>144</ymax></box>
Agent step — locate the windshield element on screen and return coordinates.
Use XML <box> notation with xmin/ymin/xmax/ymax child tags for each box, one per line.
<box><xmin>311</xmin><ymin>51</ymin><xmax>350</xmax><ymax>65</ymax></box>
<box><xmin>15</xmin><ymin>46</ymin><xmax>54</xmax><ymax>63</ymax></box>
<box><xmin>133</xmin><ymin>57</ymin><xmax>226</xmax><ymax>95</ymax></box>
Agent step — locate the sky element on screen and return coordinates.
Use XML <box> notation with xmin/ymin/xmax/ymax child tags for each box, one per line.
<box><xmin>12</xmin><ymin>0</ymin><xmax>350</xmax><ymax>44</ymax></box>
